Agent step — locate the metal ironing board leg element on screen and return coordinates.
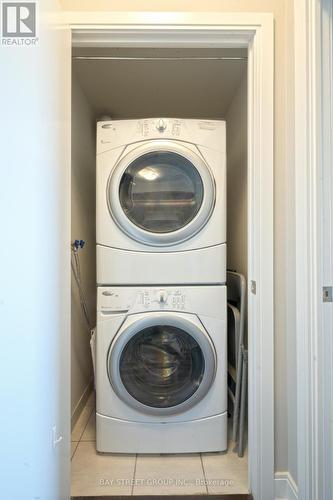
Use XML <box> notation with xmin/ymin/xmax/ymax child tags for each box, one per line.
<box><xmin>228</xmin><ymin>302</ymin><xmax>241</xmax><ymax>442</ymax></box>
<box><xmin>232</xmin><ymin>350</ymin><xmax>243</xmax><ymax>442</ymax></box>
<box><xmin>238</xmin><ymin>348</ymin><xmax>248</xmax><ymax>457</ymax></box>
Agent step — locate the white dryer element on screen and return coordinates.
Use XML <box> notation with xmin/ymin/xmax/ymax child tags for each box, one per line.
<box><xmin>96</xmin><ymin>118</ymin><xmax>226</xmax><ymax>285</ymax></box>
<box><xmin>96</xmin><ymin>285</ymin><xmax>227</xmax><ymax>453</ymax></box>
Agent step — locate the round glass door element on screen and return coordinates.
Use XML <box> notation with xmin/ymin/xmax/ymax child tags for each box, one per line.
<box><xmin>108</xmin><ymin>314</ymin><xmax>216</xmax><ymax>415</ymax></box>
<box><xmin>119</xmin><ymin>325</ymin><xmax>204</xmax><ymax>408</ymax></box>
<box><xmin>119</xmin><ymin>151</ymin><xmax>204</xmax><ymax>234</ymax></box>
<box><xmin>107</xmin><ymin>142</ymin><xmax>215</xmax><ymax>246</ymax></box>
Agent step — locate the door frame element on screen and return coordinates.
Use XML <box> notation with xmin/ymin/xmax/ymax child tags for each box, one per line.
<box><xmin>67</xmin><ymin>12</ymin><xmax>274</xmax><ymax>500</ymax></box>
<box><xmin>294</xmin><ymin>1</ymin><xmax>333</xmax><ymax>499</ymax></box>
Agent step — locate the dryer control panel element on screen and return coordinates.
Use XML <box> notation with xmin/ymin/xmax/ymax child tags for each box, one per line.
<box><xmin>96</xmin><ymin>118</ymin><xmax>226</xmax><ymax>155</ymax></box>
<box><xmin>136</xmin><ymin>118</ymin><xmax>182</xmax><ymax>137</ymax></box>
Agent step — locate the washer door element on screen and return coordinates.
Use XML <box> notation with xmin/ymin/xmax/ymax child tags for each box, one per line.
<box><xmin>107</xmin><ymin>141</ymin><xmax>215</xmax><ymax>246</ymax></box>
<box><xmin>107</xmin><ymin>313</ymin><xmax>216</xmax><ymax>415</ymax></box>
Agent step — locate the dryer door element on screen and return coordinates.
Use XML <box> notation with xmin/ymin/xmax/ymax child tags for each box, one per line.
<box><xmin>107</xmin><ymin>141</ymin><xmax>215</xmax><ymax>246</ymax></box>
<box><xmin>107</xmin><ymin>313</ymin><xmax>216</xmax><ymax>415</ymax></box>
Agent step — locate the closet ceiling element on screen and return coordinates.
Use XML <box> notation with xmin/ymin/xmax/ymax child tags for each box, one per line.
<box><xmin>73</xmin><ymin>47</ymin><xmax>247</xmax><ymax>119</ymax></box>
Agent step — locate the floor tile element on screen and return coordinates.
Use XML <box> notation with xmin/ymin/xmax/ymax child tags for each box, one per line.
<box><xmin>71</xmin><ymin>405</ymin><xmax>94</xmax><ymax>442</ymax></box>
<box><xmin>133</xmin><ymin>454</ymin><xmax>206</xmax><ymax>496</ymax></box>
<box><xmin>71</xmin><ymin>441</ymin><xmax>79</xmax><ymax>460</ymax></box>
<box><xmin>81</xmin><ymin>411</ymin><xmax>96</xmax><ymax>442</ymax></box>
<box><xmin>201</xmin><ymin>450</ymin><xmax>248</xmax><ymax>495</ymax></box>
<box><xmin>71</xmin><ymin>442</ymin><xmax>136</xmax><ymax>497</ymax></box>
<box><xmin>86</xmin><ymin>390</ymin><xmax>95</xmax><ymax>408</ymax></box>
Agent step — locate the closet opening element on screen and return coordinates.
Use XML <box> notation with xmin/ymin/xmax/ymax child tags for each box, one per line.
<box><xmin>70</xmin><ymin>44</ymin><xmax>248</xmax><ymax>497</ymax></box>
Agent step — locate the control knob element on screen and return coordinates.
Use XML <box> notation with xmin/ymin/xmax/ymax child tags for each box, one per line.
<box><xmin>159</xmin><ymin>289</ymin><xmax>167</xmax><ymax>304</ymax></box>
<box><xmin>156</xmin><ymin>119</ymin><xmax>167</xmax><ymax>132</ymax></box>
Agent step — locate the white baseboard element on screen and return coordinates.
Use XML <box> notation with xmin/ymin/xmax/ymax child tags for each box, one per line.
<box><xmin>71</xmin><ymin>377</ymin><xmax>94</xmax><ymax>430</ymax></box>
<box><xmin>275</xmin><ymin>472</ymin><xmax>298</xmax><ymax>500</ymax></box>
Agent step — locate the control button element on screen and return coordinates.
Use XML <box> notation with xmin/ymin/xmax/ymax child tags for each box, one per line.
<box><xmin>139</xmin><ymin>290</ymin><xmax>151</xmax><ymax>308</ymax></box>
<box><xmin>143</xmin><ymin>121</ymin><xmax>149</xmax><ymax>136</ymax></box>
<box><xmin>172</xmin><ymin>121</ymin><xmax>181</xmax><ymax>136</ymax></box>
<box><xmin>156</xmin><ymin>119</ymin><xmax>167</xmax><ymax>132</ymax></box>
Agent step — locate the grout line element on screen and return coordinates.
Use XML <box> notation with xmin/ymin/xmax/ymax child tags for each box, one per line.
<box><xmin>131</xmin><ymin>454</ymin><xmax>138</xmax><ymax>496</ymax></box>
<box><xmin>71</xmin><ymin>441</ymin><xmax>79</xmax><ymax>461</ymax></box>
<box><xmin>71</xmin><ymin>383</ymin><xmax>94</xmax><ymax>431</ymax></box>
<box><xmin>200</xmin><ymin>453</ymin><xmax>209</xmax><ymax>495</ymax></box>
<box><xmin>77</xmin><ymin>405</ymin><xmax>95</xmax><ymax>443</ymax></box>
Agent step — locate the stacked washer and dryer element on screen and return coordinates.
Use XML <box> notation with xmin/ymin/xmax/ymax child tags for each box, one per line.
<box><xmin>96</xmin><ymin>118</ymin><xmax>227</xmax><ymax>453</ymax></box>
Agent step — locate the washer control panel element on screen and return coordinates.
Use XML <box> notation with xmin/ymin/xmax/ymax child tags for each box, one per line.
<box><xmin>99</xmin><ymin>287</ymin><xmax>187</xmax><ymax>313</ymax></box>
<box><xmin>138</xmin><ymin>288</ymin><xmax>186</xmax><ymax>310</ymax></box>
<box><xmin>100</xmin><ymin>289</ymin><xmax>132</xmax><ymax>312</ymax></box>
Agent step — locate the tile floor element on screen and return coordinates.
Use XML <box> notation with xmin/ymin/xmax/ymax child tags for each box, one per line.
<box><xmin>71</xmin><ymin>393</ymin><xmax>248</xmax><ymax>497</ymax></box>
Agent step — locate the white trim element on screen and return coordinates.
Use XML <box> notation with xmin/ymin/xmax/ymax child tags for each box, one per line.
<box><xmin>71</xmin><ymin>13</ymin><xmax>274</xmax><ymax>500</ymax></box>
<box><xmin>275</xmin><ymin>472</ymin><xmax>298</xmax><ymax>500</ymax></box>
<box><xmin>72</xmin><ymin>27</ymin><xmax>254</xmax><ymax>48</ymax></box>
<box><xmin>68</xmin><ymin>12</ymin><xmax>272</xmax><ymax>48</ymax></box>
<box><xmin>246</xmin><ymin>18</ymin><xmax>274</xmax><ymax>500</ymax></box>
<box><xmin>293</xmin><ymin>1</ymin><xmax>331</xmax><ymax>499</ymax></box>
<box><xmin>316</xmin><ymin>1</ymin><xmax>333</xmax><ymax>499</ymax></box>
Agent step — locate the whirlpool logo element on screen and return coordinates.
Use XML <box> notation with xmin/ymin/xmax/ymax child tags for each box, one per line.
<box><xmin>1</xmin><ymin>1</ymin><xmax>39</xmax><ymax>45</ymax></box>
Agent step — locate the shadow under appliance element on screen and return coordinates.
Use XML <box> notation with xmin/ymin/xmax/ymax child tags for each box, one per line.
<box><xmin>96</xmin><ymin>285</ymin><xmax>227</xmax><ymax>453</ymax></box>
<box><xmin>96</xmin><ymin>118</ymin><xmax>226</xmax><ymax>285</ymax></box>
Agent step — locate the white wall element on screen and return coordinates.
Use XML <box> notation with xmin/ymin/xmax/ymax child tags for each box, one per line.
<box><xmin>0</xmin><ymin>2</ymin><xmax>71</xmax><ymax>498</ymax></box>
<box><xmin>71</xmin><ymin>70</ymin><xmax>96</xmax><ymax>420</ymax></box>
<box><xmin>226</xmin><ymin>70</ymin><xmax>247</xmax><ymax>279</ymax></box>
<box><xmin>284</xmin><ymin>0</ymin><xmax>298</xmax><ymax>484</ymax></box>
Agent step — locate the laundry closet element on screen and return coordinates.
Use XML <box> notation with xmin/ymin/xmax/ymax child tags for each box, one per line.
<box><xmin>71</xmin><ymin>45</ymin><xmax>248</xmax><ymax>497</ymax></box>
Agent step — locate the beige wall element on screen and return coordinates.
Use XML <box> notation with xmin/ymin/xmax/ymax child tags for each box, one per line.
<box><xmin>62</xmin><ymin>0</ymin><xmax>280</xmax><ymax>12</ymax></box>
<box><xmin>226</xmin><ymin>70</ymin><xmax>247</xmax><ymax>279</ymax></box>
<box><xmin>71</xmin><ymin>71</ymin><xmax>96</xmax><ymax>419</ymax></box>
<box><xmin>64</xmin><ymin>0</ymin><xmax>297</xmax><ymax>482</ymax></box>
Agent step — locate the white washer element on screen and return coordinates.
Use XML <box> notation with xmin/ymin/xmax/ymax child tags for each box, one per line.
<box><xmin>96</xmin><ymin>118</ymin><xmax>226</xmax><ymax>285</ymax></box>
<box><xmin>96</xmin><ymin>285</ymin><xmax>227</xmax><ymax>453</ymax></box>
